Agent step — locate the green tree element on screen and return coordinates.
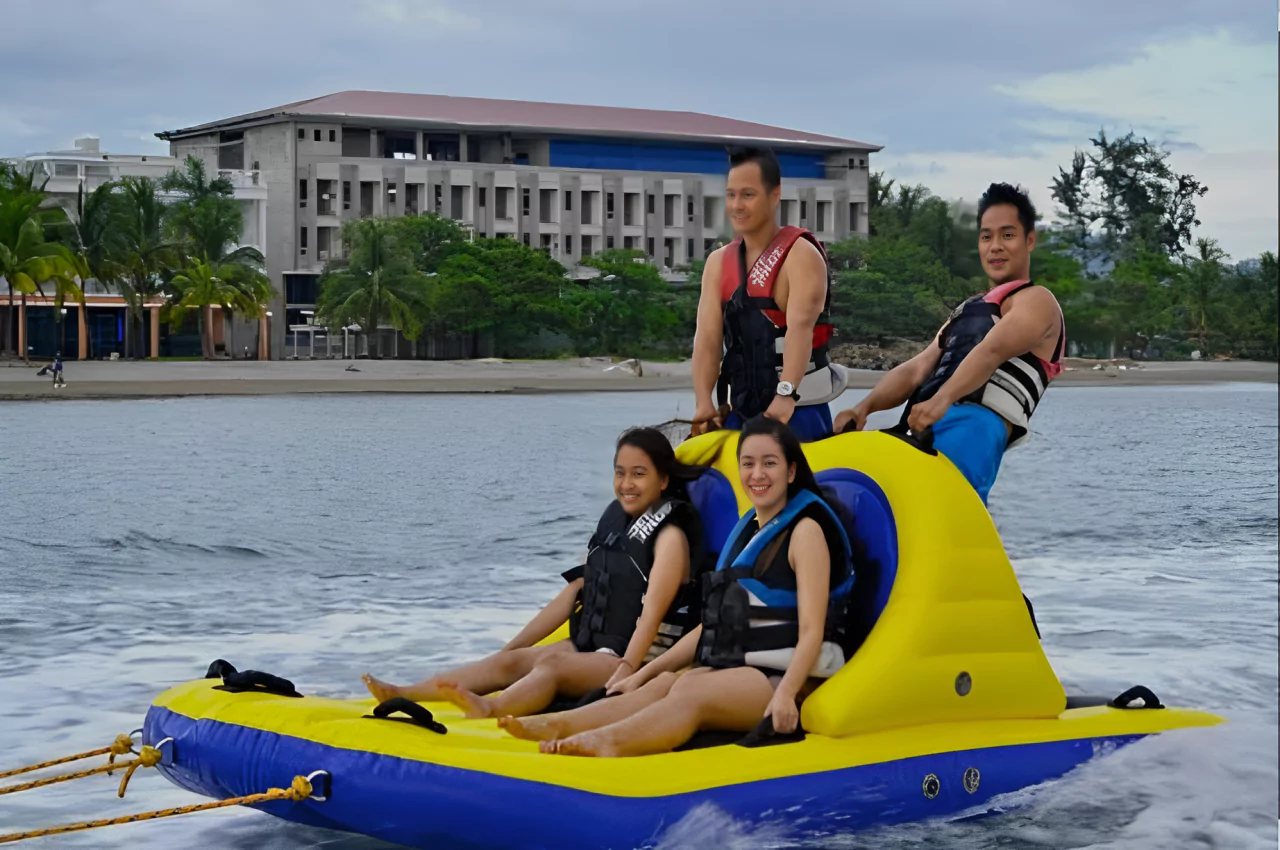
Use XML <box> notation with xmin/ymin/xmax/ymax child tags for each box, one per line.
<box><xmin>569</xmin><ymin>250</ymin><xmax>679</xmax><ymax>354</ymax></box>
<box><xmin>0</xmin><ymin>215</ymin><xmax>79</xmax><ymax>362</ymax></box>
<box><xmin>161</xmin><ymin>156</ymin><xmax>239</xmax><ymax>263</ymax></box>
<box><xmin>427</xmin><ymin>237</ymin><xmax>570</xmax><ymax>353</ymax></box>
<box><xmin>0</xmin><ymin>163</ymin><xmax>79</xmax><ymax>359</ymax></box>
<box><xmin>114</xmin><ymin>177</ymin><xmax>179</xmax><ymax>358</ymax></box>
<box><xmin>1174</xmin><ymin>237</ymin><xmax>1229</xmax><ymax>351</ymax></box>
<box><xmin>826</xmin><ymin>236</ymin><xmax>955</xmax><ymax>344</ymax></box>
<box><xmin>1226</xmin><ymin>252</ymin><xmax>1278</xmax><ymax>358</ymax></box>
<box><xmin>165</xmin><ymin>259</ymin><xmax>270</xmax><ymax>359</ymax></box>
<box><xmin>316</xmin><ymin>218</ymin><xmax>427</xmax><ymax>358</ymax></box>
<box><xmin>1051</xmin><ymin>130</ymin><xmax>1207</xmax><ymax>264</ymax></box>
<box><xmin>59</xmin><ymin>181</ymin><xmax>130</xmax><ymax>359</ymax></box>
<box><xmin>389</xmin><ymin>212</ymin><xmax>473</xmax><ymax>273</ymax></box>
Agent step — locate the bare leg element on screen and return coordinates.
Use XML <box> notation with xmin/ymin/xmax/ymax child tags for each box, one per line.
<box><xmin>548</xmin><ymin>667</ymin><xmax>774</xmax><ymax>758</ymax></box>
<box><xmin>500</xmin><ymin>672</ymin><xmax>680</xmax><ymax>741</ymax></box>
<box><xmin>362</xmin><ymin>640</ymin><xmax>573</xmax><ymax>703</ymax></box>
<box><xmin>440</xmin><ymin>651</ymin><xmax>622</xmax><ymax>719</ymax></box>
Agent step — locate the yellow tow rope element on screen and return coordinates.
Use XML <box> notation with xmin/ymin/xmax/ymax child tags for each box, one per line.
<box><xmin>0</xmin><ymin>774</ymin><xmax>318</xmax><ymax>845</ymax></box>
<box><xmin>0</xmin><ymin>742</ymin><xmax>162</xmax><ymax>799</ymax></box>
<box><xmin>0</xmin><ymin>734</ymin><xmax>136</xmax><ymax>781</ymax></box>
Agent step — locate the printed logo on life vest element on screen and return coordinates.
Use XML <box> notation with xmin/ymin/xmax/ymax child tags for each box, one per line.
<box><xmin>748</xmin><ymin>244</ymin><xmax>787</xmax><ymax>292</ymax></box>
<box><xmin>628</xmin><ymin>502</ymin><xmax>673</xmax><ymax>543</ymax></box>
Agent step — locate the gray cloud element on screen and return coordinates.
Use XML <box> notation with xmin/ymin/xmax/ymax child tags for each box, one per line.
<box><xmin>0</xmin><ymin>0</ymin><xmax>1267</xmax><ymax>163</ymax></box>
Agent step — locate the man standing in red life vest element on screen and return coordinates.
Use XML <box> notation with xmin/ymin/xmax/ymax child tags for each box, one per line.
<box><xmin>690</xmin><ymin>147</ymin><xmax>850</xmax><ymax>442</ymax></box>
<box><xmin>835</xmin><ymin>183</ymin><xmax>1066</xmax><ymax>504</ymax></box>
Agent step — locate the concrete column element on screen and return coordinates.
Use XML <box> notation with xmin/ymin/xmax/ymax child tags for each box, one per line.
<box><xmin>149</xmin><ymin>305</ymin><xmax>160</xmax><ymax>359</ymax></box>
<box><xmin>17</xmin><ymin>300</ymin><xmax>26</xmax><ymax>357</ymax></box>
<box><xmin>77</xmin><ymin>307</ymin><xmax>87</xmax><ymax>360</ymax></box>
<box><xmin>259</xmin><ymin>316</ymin><xmax>270</xmax><ymax>360</ymax></box>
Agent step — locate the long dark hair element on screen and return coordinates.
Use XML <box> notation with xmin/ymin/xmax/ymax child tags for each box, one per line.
<box><xmin>735</xmin><ymin>416</ymin><xmax>822</xmax><ymax>502</ymax></box>
<box><xmin>615</xmin><ymin>426</ymin><xmax>706</xmax><ymax>500</ymax></box>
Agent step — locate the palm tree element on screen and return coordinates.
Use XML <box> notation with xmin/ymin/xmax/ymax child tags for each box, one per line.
<box><xmin>115</xmin><ymin>176</ymin><xmax>178</xmax><ymax>358</ymax></box>
<box><xmin>0</xmin><ymin>163</ymin><xmax>72</xmax><ymax>358</ymax></box>
<box><xmin>165</xmin><ymin>260</ymin><xmax>270</xmax><ymax>359</ymax></box>
<box><xmin>162</xmin><ymin>156</ymin><xmax>240</xmax><ymax>262</ymax></box>
<box><xmin>0</xmin><ymin>213</ymin><xmax>78</xmax><ymax>363</ymax></box>
<box><xmin>63</xmin><ymin>181</ymin><xmax>125</xmax><ymax>359</ymax></box>
<box><xmin>1178</xmin><ymin>237</ymin><xmax>1229</xmax><ymax>351</ymax></box>
<box><xmin>316</xmin><ymin>218</ymin><xmax>427</xmax><ymax>359</ymax></box>
<box><xmin>162</xmin><ymin>155</ymin><xmax>272</xmax><ymax>357</ymax></box>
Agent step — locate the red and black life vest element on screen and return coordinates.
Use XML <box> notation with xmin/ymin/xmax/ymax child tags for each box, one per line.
<box><xmin>717</xmin><ymin>226</ymin><xmax>838</xmax><ymax>418</ymax></box>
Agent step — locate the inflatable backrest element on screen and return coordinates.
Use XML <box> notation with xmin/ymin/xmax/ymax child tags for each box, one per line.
<box><xmin>685</xmin><ymin>469</ymin><xmax>740</xmax><ymax>559</ymax></box>
<box><xmin>813</xmin><ymin>468</ymin><xmax>897</xmax><ymax>625</ymax></box>
<box><xmin>676</xmin><ymin>428</ymin><xmax>1066</xmax><ymax>738</ymax></box>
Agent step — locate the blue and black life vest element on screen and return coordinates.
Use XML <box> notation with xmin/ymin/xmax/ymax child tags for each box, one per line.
<box><xmin>697</xmin><ymin>489</ymin><xmax>854</xmax><ymax>676</ymax></box>
<box><xmin>565</xmin><ymin>498</ymin><xmax>705</xmax><ymax>659</ymax></box>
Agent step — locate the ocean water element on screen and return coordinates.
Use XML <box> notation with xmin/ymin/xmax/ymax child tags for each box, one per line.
<box><xmin>0</xmin><ymin>385</ymin><xmax>1275</xmax><ymax>849</ymax></box>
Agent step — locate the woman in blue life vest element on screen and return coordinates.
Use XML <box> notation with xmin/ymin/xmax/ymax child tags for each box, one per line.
<box><xmin>361</xmin><ymin>426</ymin><xmax>708</xmax><ymax>719</ymax></box>
<box><xmin>508</xmin><ymin>416</ymin><xmax>854</xmax><ymax>757</ymax></box>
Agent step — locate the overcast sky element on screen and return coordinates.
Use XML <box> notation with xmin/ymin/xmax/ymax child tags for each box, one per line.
<box><xmin>3</xmin><ymin>0</ymin><xmax>1275</xmax><ymax>258</ymax></box>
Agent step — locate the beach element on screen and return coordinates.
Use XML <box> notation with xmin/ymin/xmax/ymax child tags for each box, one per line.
<box><xmin>0</xmin><ymin>356</ymin><xmax>1275</xmax><ymax>401</ymax></box>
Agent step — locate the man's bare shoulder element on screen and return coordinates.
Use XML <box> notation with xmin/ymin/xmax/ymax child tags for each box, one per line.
<box><xmin>781</xmin><ymin>236</ymin><xmax>826</xmax><ymax>275</ymax></box>
<box><xmin>700</xmin><ymin>245</ymin><xmax>729</xmax><ymax>286</ymax></box>
<box><xmin>1008</xmin><ymin>283</ymin><xmax>1062</xmax><ymax>317</ymax></box>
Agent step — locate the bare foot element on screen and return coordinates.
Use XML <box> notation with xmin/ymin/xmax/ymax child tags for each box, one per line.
<box><xmin>362</xmin><ymin>674</ymin><xmax>402</xmax><ymax>703</ymax></box>
<box><xmin>544</xmin><ymin>731</ymin><xmax>620</xmax><ymax>758</ymax></box>
<box><xmin>498</xmin><ymin>715</ymin><xmax>559</xmax><ymax>742</ymax></box>
<box><xmin>437</xmin><ymin>682</ymin><xmax>493</xmax><ymax>719</ymax></box>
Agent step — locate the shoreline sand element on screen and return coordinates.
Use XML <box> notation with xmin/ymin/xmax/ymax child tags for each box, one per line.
<box><xmin>0</xmin><ymin>357</ymin><xmax>1275</xmax><ymax>401</ymax></box>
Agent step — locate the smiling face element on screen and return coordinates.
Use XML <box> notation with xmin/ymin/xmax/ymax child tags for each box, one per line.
<box><xmin>725</xmin><ymin>161</ymin><xmax>781</xmax><ymax>237</ymax></box>
<box><xmin>978</xmin><ymin>202</ymin><xmax>1036</xmax><ymax>284</ymax></box>
<box><xmin>613</xmin><ymin>444</ymin><xmax>668</xmax><ymax>518</ymax></box>
<box><xmin>738</xmin><ymin>433</ymin><xmax>795</xmax><ymax>515</ymax></box>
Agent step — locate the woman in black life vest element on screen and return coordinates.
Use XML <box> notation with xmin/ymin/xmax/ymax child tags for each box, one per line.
<box><xmin>362</xmin><ymin>427</ymin><xmax>706</xmax><ymax>719</ymax></box>
<box><xmin>518</xmin><ymin>417</ymin><xmax>851</xmax><ymax>757</ymax></box>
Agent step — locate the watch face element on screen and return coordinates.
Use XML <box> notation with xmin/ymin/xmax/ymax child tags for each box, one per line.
<box><xmin>777</xmin><ymin>381</ymin><xmax>794</xmax><ymax>395</ymax></box>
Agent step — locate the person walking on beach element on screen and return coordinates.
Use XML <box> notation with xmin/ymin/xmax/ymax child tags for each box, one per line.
<box><xmin>51</xmin><ymin>352</ymin><xmax>65</xmax><ymax>388</ymax></box>
<box><xmin>833</xmin><ymin>183</ymin><xmax>1065</xmax><ymax>506</ymax></box>
<box><xmin>38</xmin><ymin>352</ymin><xmax>66</xmax><ymax>388</ymax></box>
<box><xmin>689</xmin><ymin>147</ymin><xmax>849</xmax><ymax>443</ymax></box>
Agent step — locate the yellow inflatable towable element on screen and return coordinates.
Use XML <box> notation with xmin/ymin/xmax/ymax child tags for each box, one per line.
<box><xmin>144</xmin><ymin>429</ymin><xmax>1223</xmax><ymax>849</ymax></box>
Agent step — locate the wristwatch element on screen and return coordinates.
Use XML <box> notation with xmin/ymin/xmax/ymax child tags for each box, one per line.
<box><xmin>776</xmin><ymin>381</ymin><xmax>800</xmax><ymax>401</ymax></box>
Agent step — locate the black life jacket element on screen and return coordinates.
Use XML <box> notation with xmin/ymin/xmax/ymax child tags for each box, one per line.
<box><xmin>718</xmin><ymin>226</ymin><xmax>841</xmax><ymax>418</ymax></box>
<box><xmin>697</xmin><ymin>490</ymin><xmax>854</xmax><ymax>676</ymax></box>
<box><xmin>905</xmin><ymin>280</ymin><xmax>1066</xmax><ymax>447</ymax></box>
<box><xmin>565</xmin><ymin>498</ymin><xmax>705</xmax><ymax>659</ymax></box>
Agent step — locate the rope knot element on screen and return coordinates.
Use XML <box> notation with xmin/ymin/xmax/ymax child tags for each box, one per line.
<box><xmin>108</xmin><ymin>734</ymin><xmax>135</xmax><ymax>757</ymax></box>
<box><xmin>288</xmin><ymin>775</ymin><xmax>313</xmax><ymax>801</ymax></box>
<box><xmin>136</xmin><ymin>746</ymin><xmax>162</xmax><ymax>768</ymax></box>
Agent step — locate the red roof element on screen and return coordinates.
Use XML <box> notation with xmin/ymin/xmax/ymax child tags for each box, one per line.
<box><xmin>158</xmin><ymin>90</ymin><xmax>879</xmax><ymax>151</ymax></box>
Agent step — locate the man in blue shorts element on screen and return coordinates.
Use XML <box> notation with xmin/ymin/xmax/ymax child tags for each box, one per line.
<box><xmin>834</xmin><ymin>184</ymin><xmax>1065</xmax><ymax>504</ymax></box>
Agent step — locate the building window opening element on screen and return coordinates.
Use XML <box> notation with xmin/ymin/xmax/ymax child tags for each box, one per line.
<box><xmin>382</xmin><ymin>130</ymin><xmax>417</xmax><ymax>160</ymax></box>
<box><xmin>425</xmin><ymin>133</ymin><xmax>460</xmax><ymax>162</ymax></box>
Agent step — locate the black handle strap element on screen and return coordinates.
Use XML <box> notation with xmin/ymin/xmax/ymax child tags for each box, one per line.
<box><xmin>1110</xmin><ymin>685</ymin><xmax>1164</xmax><ymax>710</ymax></box>
<box><xmin>205</xmin><ymin>659</ymin><xmax>303</xmax><ymax>697</ymax></box>
<box><xmin>881</xmin><ymin>421</ymin><xmax>937</xmax><ymax>456</ymax></box>
<box><xmin>366</xmin><ymin>697</ymin><xmax>448</xmax><ymax>734</ymax></box>
<box><xmin>735</xmin><ymin>715</ymin><xmax>806</xmax><ymax>748</ymax></box>
<box><xmin>205</xmin><ymin>659</ymin><xmax>237</xmax><ymax>679</ymax></box>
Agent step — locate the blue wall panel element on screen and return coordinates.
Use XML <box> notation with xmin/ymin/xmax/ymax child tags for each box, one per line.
<box><xmin>549</xmin><ymin>139</ymin><xmax>826</xmax><ymax>178</ymax></box>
